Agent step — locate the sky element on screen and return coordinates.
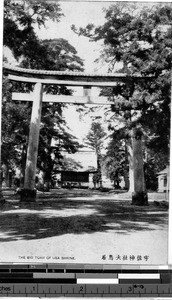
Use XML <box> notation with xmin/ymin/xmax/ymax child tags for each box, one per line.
<box><xmin>4</xmin><ymin>1</ymin><xmax>110</xmax><ymax>72</ymax></box>
<box><xmin>36</xmin><ymin>1</ymin><xmax>109</xmax><ymax>73</ymax></box>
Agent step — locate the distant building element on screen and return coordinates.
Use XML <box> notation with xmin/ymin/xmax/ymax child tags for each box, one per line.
<box><xmin>157</xmin><ymin>166</ymin><xmax>170</xmax><ymax>192</ymax></box>
<box><xmin>58</xmin><ymin>150</ymin><xmax>113</xmax><ymax>188</ymax></box>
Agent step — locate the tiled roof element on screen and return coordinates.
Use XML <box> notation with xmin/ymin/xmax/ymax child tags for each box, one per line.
<box><xmin>157</xmin><ymin>167</ymin><xmax>169</xmax><ymax>175</ymax></box>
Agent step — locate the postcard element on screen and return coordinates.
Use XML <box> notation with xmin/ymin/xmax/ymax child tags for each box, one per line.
<box><xmin>0</xmin><ymin>0</ymin><xmax>171</xmax><ymax>266</ymax></box>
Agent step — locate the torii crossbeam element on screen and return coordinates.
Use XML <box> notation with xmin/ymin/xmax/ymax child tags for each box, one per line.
<box><xmin>3</xmin><ymin>64</ymin><xmax>148</xmax><ymax>204</ymax></box>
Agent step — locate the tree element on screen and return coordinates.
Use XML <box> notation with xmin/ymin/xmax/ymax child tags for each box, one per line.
<box><xmin>36</xmin><ymin>104</ymin><xmax>81</xmax><ymax>190</ymax></box>
<box><xmin>4</xmin><ymin>0</ymin><xmax>63</xmax><ymax>62</ymax></box>
<box><xmin>41</xmin><ymin>39</ymin><xmax>84</xmax><ymax>72</ymax></box>
<box><xmin>60</xmin><ymin>157</ymin><xmax>83</xmax><ymax>171</ymax></box>
<box><xmin>72</xmin><ymin>3</ymin><xmax>172</xmax><ymax>203</ymax></box>
<box><xmin>84</xmin><ymin>122</ymin><xmax>106</xmax><ymax>188</ymax></box>
<box><xmin>1</xmin><ymin>77</ymin><xmax>32</xmax><ymax>186</ymax></box>
<box><xmin>103</xmin><ymin>128</ymin><xmax>129</xmax><ymax>189</ymax></box>
<box><xmin>2</xmin><ymin>0</ymin><xmax>84</xmax><ymax>190</ymax></box>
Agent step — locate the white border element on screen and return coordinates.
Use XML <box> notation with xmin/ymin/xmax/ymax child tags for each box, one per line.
<box><xmin>0</xmin><ymin>0</ymin><xmax>171</xmax><ymax>268</ymax></box>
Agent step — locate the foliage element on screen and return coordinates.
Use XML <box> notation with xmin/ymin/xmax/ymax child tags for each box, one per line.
<box><xmin>84</xmin><ymin>122</ymin><xmax>106</xmax><ymax>155</ymax></box>
<box><xmin>73</xmin><ymin>3</ymin><xmax>172</xmax><ymax>190</ymax></box>
<box><xmin>4</xmin><ymin>0</ymin><xmax>63</xmax><ymax>61</ymax></box>
<box><xmin>103</xmin><ymin>129</ymin><xmax>127</xmax><ymax>188</ymax></box>
<box><xmin>1</xmin><ymin>78</ymin><xmax>32</xmax><ymax>174</ymax></box>
<box><xmin>41</xmin><ymin>39</ymin><xmax>84</xmax><ymax>71</ymax></box>
<box><xmin>59</xmin><ymin>157</ymin><xmax>83</xmax><ymax>171</ymax></box>
<box><xmin>2</xmin><ymin>0</ymin><xmax>84</xmax><ymax>186</ymax></box>
<box><xmin>84</xmin><ymin>122</ymin><xmax>106</xmax><ymax>187</ymax></box>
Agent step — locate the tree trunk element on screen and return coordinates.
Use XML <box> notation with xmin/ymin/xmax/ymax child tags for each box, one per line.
<box><xmin>123</xmin><ymin>140</ymin><xmax>129</xmax><ymax>190</ymax></box>
<box><xmin>43</xmin><ymin>170</ymin><xmax>52</xmax><ymax>192</ymax></box>
<box><xmin>20</xmin><ymin>144</ymin><xmax>27</xmax><ymax>187</ymax></box>
<box><xmin>0</xmin><ymin>169</ymin><xmax>5</xmax><ymax>204</ymax></box>
<box><xmin>97</xmin><ymin>153</ymin><xmax>103</xmax><ymax>188</ymax></box>
<box><xmin>3</xmin><ymin>164</ymin><xmax>9</xmax><ymax>187</ymax></box>
<box><xmin>43</xmin><ymin>140</ymin><xmax>53</xmax><ymax>192</ymax></box>
<box><xmin>131</xmin><ymin>127</ymin><xmax>148</xmax><ymax>206</ymax></box>
<box><xmin>126</xmin><ymin>138</ymin><xmax>134</xmax><ymax>193</ymax></box>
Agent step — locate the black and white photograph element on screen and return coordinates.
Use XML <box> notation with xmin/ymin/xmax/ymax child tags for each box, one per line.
<box><xmin>0</xmin><ymin>0</ymin><xmax>171</xmax><ymax>266</ymax></box>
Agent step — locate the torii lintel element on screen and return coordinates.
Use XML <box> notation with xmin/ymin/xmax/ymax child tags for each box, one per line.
<box><xmin>3</xmin><ymin>64</ymin><xmax>150</xmax><ymax>203</ymax></box>
<box><xmin>3</xmin><ymin>64</ymin><xmax>149</xmax><ymax>87</ymax></box>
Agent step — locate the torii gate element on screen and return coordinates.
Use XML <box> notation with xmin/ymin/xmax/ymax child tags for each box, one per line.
<box><xmin>3</xmin><ymin>65</ymin><xmax>148</xmax><ymax>205</ymax></box>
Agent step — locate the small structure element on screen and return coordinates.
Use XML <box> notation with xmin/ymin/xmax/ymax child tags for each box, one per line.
<box><xmin>157</xmin><ymin>166</ymin><xmax>170</xmax><ymax>192</ymax></box>
<box><xmin>59</xmin><ymin>171</ymin><xmax>92</xmax><ymax>188</ymax></box>
<box><xmin>55</xmin><ymin>150</ymin><xmax>97</xmax><ymax>188</ymax></box>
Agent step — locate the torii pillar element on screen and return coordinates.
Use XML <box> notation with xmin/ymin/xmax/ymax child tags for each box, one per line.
<box><xmin>20</xmin><ymin>82</ymin><xmax>43</xmax><ymax>202</ymax></box>
<box><xmin>3</xmin><ymin>64</ymin><xmax>152</xmax><ymax>204</ymax></box>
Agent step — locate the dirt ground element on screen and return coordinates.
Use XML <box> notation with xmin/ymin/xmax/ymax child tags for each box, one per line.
<box><xmin>0</xmin><ymin>188</ymin><xmax>169</xmax><ymax>265</ymax></box>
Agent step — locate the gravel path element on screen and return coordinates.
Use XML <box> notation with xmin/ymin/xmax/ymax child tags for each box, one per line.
<box><xmin>0</xmin><ymin>189</ymin><xmax>169</xmax><ymax>265</ymax></box>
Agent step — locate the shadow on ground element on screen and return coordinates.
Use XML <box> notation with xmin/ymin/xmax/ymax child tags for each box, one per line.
<box><xmin>0</xmin><ymin>189</ymin><xmax>168</xmax><ymax>242</ymax></box>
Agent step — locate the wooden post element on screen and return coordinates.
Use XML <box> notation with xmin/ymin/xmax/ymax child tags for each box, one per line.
<box><xmin>21</xmin><ymin>82</ymin><xmax>43</xmax><ymax>202</ymax></box>
<box><xmin>131</xmin><ymin>127</ymin><xmax>148</xmax><ymax>205</ymax></box>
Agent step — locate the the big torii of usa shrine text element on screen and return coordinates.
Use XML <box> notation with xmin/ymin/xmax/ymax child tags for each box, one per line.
<box><xmin>3</xmin><ymin>64</ymin><xmax>149</xmax><ymax>205</ymax></box>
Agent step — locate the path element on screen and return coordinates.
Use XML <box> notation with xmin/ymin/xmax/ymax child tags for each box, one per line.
<box><xmin>0</xmin><ymin>189</ymin><xmax>169</xmax><ymax>265</ymax></box>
